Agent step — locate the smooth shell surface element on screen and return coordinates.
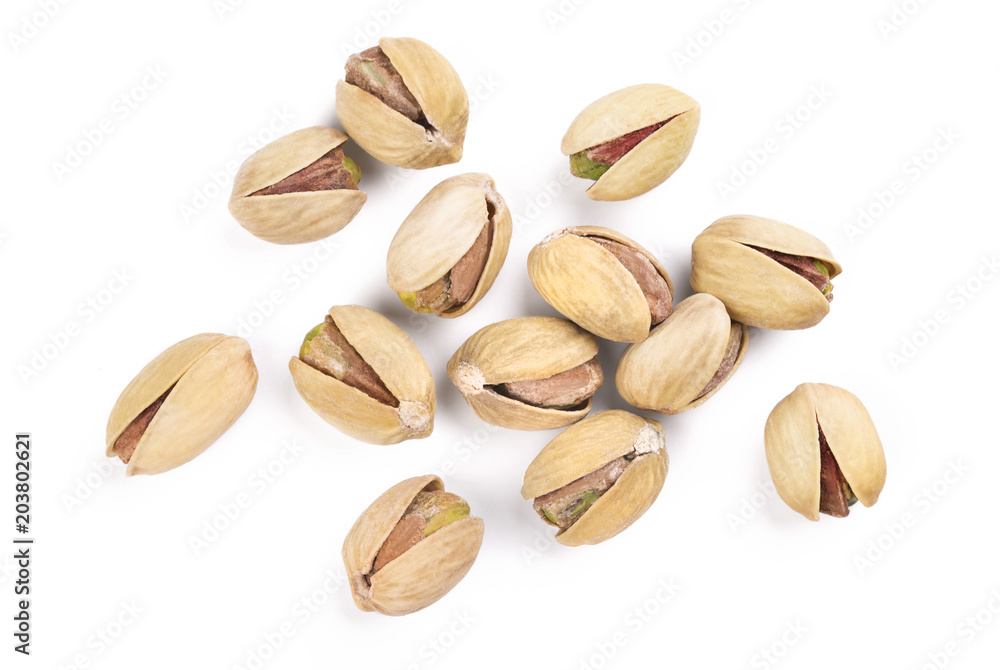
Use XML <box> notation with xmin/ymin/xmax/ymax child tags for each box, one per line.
<box><xmin>691</xmin><ymin>215</ymin><xmax>842</xmax><ymax>330</ymax></box>
<box><xmin>447</xmin><ymin>317</ymin><xmax>599</xmax><ymax>430</ymax></box>
<box><xmin>615</xmin><ymin>294</ymin><xmax>748</xmax><ymax>414</ymax></box>
<box><xmin>289</xmin><ymin>306</ymin><xmax>435</xmax><ymax>444</ymax></box>
<box><xmin>106</xmin><ymin>334</ymin><xmax>258</xmax><ymax>476</ymax></box>
<box><xmin>522</xmin><ymin>411</ymin><xmax>668</xmax><ymax>546</ymax></box>
<box><xmin>343</xmin><ymin>475</ymin><xmax>484</xmax><ymax>615</ymax></box>
<box><xmin>336</xmin><ymin>37</ymin><xmax>468</xmax><ymax>169</ymax></box>
<box><xmin>528</xmin><ymin>226</ymin><xmax>672</xmax><ymax>342</ymax></box>
<box><xmin>386</xmin><ymin>173</ymin><xmax>512</xmax><ymax>317</ymax></box>
<box><xmin>562</xmin><ymin>84</ymin><xmax>700</xmax><ymax>201</ymax></box>
<box><xmin>228</xmin><ymin>126</ymin><xmax>367</xmax><ymax>244</ymax></box>
<box><xmin>764</xmin><ymin>383</ymin><xmax>886</xmax><ymax>521</ymax></box>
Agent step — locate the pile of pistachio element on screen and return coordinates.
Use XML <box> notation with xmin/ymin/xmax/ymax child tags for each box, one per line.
<box><xmin>104</xmin><ymin>37</ymin><xmax>887</xmax><ymax>616</ymax></box>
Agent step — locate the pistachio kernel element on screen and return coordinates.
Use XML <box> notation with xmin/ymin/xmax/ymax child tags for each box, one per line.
<box><xmin>494</xmin><ymin>357</ymin><xmax>603</xmax><ymax>409</ymax></box>
<box><xmin>299</xmin><ymin>316</ymin><xmax>398</xmax><ymax>407</ymax></box>
<box><xmin>818</xmin><ymin>424</ymin><xmax>858</xmax><ymax>518</ymax></box>
<box><xmin>569</xmin><ymin>119</ymin><xmax>669</xmax><ymax>180</ymax></box>
<box><xmin>251</xmin><ymin>147</ymin><xmax>360</xmax><ymax>196</ymax></box>
<box><xmin>371</xmin><ymin>491</ymin><xmax>470</xmax><ymax>573</ymax></box>
<box><xmin>533</xmin><ymin>456</ymin><xmax>630</xmax><ymax>529</ymax></box>
<box><xmin>748</xmin><ymin>245</ymin><xmax>834</xmax><ymax>302</ymax></box>
<box><xmin>112</xmin><ymin>386</ymin><xmax>172</xmax><ymax>463</ymax></box>
<box><xmin>345</xmin><ymin>46</ymin><xmax>427</xmax><ymax>126</ymax></box>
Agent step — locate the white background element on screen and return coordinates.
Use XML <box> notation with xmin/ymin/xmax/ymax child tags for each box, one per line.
<box><xmin>3</xmin><ymin>0</ymin><xmax>1000</xmax><ymax>668</ymax></box>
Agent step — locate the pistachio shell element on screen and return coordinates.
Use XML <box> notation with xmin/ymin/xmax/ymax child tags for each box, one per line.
<box><xmin>289</xmin><ymin>306</ymin><xmax>435</xmax><ymax>445</ymax></box>
<box><xmin>343</xmin><ymin>475</ymin><xmax>484</xmax><ymax>615</ymax></box>
<box><xmin>527</xmin><ymin>226</ymin><xmax>673</xmax><ymax>342</ymax></box>
<box><xmin>447</xmin><ymin>317</ymin><xmax>600</xmax><ymax>430</ymax></box>
<box><xmin>228</xmin><ymin>126</ymin><xmax>367</xmax><ymax>244</ymax></box>
<box><xmin>336</xmin><ymin>37</ymin><xmax>467</xmax><ymax>169</ymax></box>
<box><xmin>691</xmin><ymin>215</ymin><xmax>842</xmax><ymax>329</ymax></box>
<box><xmin>764</xmin><ymin>383</ymin><xmax>887</xmax><ymax>521</ymax></box>
<box><xmin>105</xmin><ymin>334</ymin><xmax>258</xmax><ymax>476</ymax></box>
<box><xmin>615</xmin><ymin>294</ymin><xmax>748</xmax><ymax>414</ymax></box>
<box><xmin>386</xmin><ymin>173</ymin><xmax>512</xmax><ymax>318</ymax></box>
<box><xmin>522</xmin><ymin>410</ymin><xmax>668</xmax><ymax>546</ymax></box>
<box><xmin>561</xmin><ymin>84</ymin><xmax>700</xmax><ymax>201</ymax></box>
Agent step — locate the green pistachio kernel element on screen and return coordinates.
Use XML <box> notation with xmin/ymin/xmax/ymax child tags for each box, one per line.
<box><xmin>343</xmin><ymin>156</ymin><xmax>361</xmax><ymax>185</ymax></box>
<box><xmin>397</xmin><ymin>292</ymin><xmax>434</xmax><ymax>313</ymax></box>
<box><xmin>570</xmin><ymin>151</ymin><xmax>611</xmax><ymax>181</ymax></box>
<box><xmin>567</xmin><ymin>490</ymin><xmax>600</xmax><ymax>522</ymax></box>
<box><xmin>299</xmin><ymin>323</ymin><xmax>327</xmax><ymax>358</ymax></box>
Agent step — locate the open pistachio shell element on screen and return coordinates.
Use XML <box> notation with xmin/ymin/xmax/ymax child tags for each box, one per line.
<box><xmin>289</xmin><ymin>306</ymin><xmax>435</xmax><ymax>445</ymax></box>
<box><xmin>561</xmin><ymin>84</ymin><xmax>700</xmax><ymax>201</ymax></box>
<box><xmin>522</xmin><ymin>411</ymin><xmax>668</xmax><ymax>546</ymax></box>
<box><xmin>691</xmin><ymin>215</ymin><xmax>842</xmax><ymax>330</ymax></box>
<box><xmin>447</xmin><ymin>317</ymin><xmax>600</xmax><ymax>430</ymax></box>
<box><xmin>527</xmin><ymin>226</ymin><xmax>673</xmax><ymax>342</ymax></box>
<box><xmin>228</xmin><ymin>126</ymin><xmax>367</xmax><ymax>244</ymax></box>
<box><xmin>343</xmin><ymin>475</ymin><xmax>484</xmax><ymax>616</ymax></box>
<box><xmin>765</xmin><ymin>383</ymin><xmax>886</xmax><ymax>521</ymax></box>
<box><xmin>616</xmin><ymin>294</ymin><xmax>748</xmax><ymax>414</ymax></box>
<box><xmin>336</xmin><ymin>37</ymin><xmax>468</xmax><ymax>169</ymax></box>
<box><xmin>105</xmin><ymin>334</ymin><xmax>258</xmax><ymax>476</ymax></box>
<box><xmin>386</xmin><ymin>173</ymin><xmax>512</xmax><ymax>318</ymax></box>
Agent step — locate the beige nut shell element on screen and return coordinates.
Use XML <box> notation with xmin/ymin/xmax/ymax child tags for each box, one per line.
<box><xmin>105</xmin><ymin>334</ymin><xmax>258</xmax><ymax>476</ymax></box>
<box><xmin>228</xmin><ymin>126</ymin><xmax>367</xmax><ymax>244</ymax></box>
<box><xmin>527</xmin><ymin>226</ymin><xmax>673</xmax><ymax>342</ymax></box>
<box><xmin>522</xmin><ymin>410</ymin><xmax>668</xmax><ymax>547</ymax></box>
<box><xmin>343</xmin><ymin>475</ymin><xmax>484</xmax><ymax>616</ymax></box>
<box><xmin>616</xmin><ymin>293</ymin><xmax>748</xmax><ymax>414</ymax></box>
<box><xmin>289</xmin><ymin>306</ymin><xmax>435</xmax><ymax>445</ymax></box>
<box><xmin>764</xmin><ymin>383</ymin><xmax>887</xmax><ymax>521</ymax></box>
<box><xmin>386</xmin><ymin>173</ymin><xmax>512</xmax><ymax>318</ymax></box>
<box><xmin>336</xmin><ymin>37</ymin><xmax>468</xmax><ymax>169</ymax></box>
<box><xmin>447</xmin><ymin>317</ymin><xmax>599</xmax><ymax>430</ymax></box>
<box><xmin>561</xmin><ymin>84</ymin><xmax>700</xmax><ymax>201</ymax></box>
<box><xmin>690</xmin><ymin>215</ymin><xmax>842</xmax><ymax>330</ymax></box>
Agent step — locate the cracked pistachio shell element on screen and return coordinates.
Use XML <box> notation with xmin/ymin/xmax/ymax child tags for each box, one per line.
<box><xmin>343</xmin><ymin>475</ymin><xmax>484</xmax><ymax>615</ymax></box>
<box><xmin>690</xmin><ymin>215</ymin><xmax>842</xmax><ymax>330</ymax></box>
<box><xmin>765</xmin><ymin>383</ymin><xmax>887</xmax><ymax>521</ymax></box>
<box><xmin>336</xmin><ymin>37</ymin><xmax>468</xmax><ymax>169</ymax></box>
<box><xmin>228</xmin><ymin>126</ymin><xmax>367</xmax><ymax>244</ymax></box>
<box><xmin>527</xmin><ymin>226</ymin><xmax>673</xmax><ymax>343</ymax></box>
<box><xmin>288</xmin><ymin>306</ymin><xmax>435</xmax><ymax>445</ymax></box>
<box><xmin>447</xmin><ymin>317</ymin><xmax>599</xmax><ymax>430</ymax></box>
<box><xmin>561</xmin><ymin>84</ymin><xmax>700</xmax><ymax>200</ymax></box>
<box><xmin>386</xmin><ymin>173</ymin><xmax>512</xmax><ymax>318</ymax></box>
<box><xmin>105</xmin><ymin>334</ymin><xmax>258</xmax><ymax>476</ymax></box>
<box><xmin>616</xmin><ymin>294</ymin><xmax>748</xmax><ymax>414</ymax></box>
<box><xmin>522</xmin><ymin>411</ymin><xmax>668</xmax><ymax>547</ymax></box>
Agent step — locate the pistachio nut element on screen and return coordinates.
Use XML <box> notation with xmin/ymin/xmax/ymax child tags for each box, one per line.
<box><xmin>343</xmin><ymin>475</ymin><xmax>484</xmax><ymax>615</ymax></box>
<box><xmin>615</xmin><ymin>294</ymin><xmax>748</xmax><ymax>414</ymax></box>
<box><xmin>288</xmin><ymin>305</ymin><xmax>435</xmax><ymax>445</ymax></box>
<box><xmin>521</xmin><ymin>410</ymin><xmax>668</xmax><ymax>547</ymax></box>
<box><xmin>527</xmin><ymin>226</ymin><xmax>673</xmax><ymax>342</ymax></box>
<box><xmin>561</xmin><ymin>84</ymin><xmax>700</xmax><ymax>200</ymax></box>
<box><xmin>106</xmin><ymin>334</ymin><xmax>258</xmax><ymax>476</ymax></box>
<box><xmin>387</xmin><ymin>173</ymin><xmax>512</xmax><ymax>318</ymax></box>
<box><xmin>447</xmin><ymin>317</ymin><xmax>602</xmax><ymax>430</ymax></box>
<box><xmin>336</xmin><ymin>38</ymin><xmax>468</xmax><ymax>169</ymax></box>
<box><xmin>690</xmin><ymin>215</ymin><xmax>842</xmax><ymax>330</ymax></box>
<box><xmin>764</xmin><ymin>383</ymin><xmax>886</xmax><ymax>521</ymax></box>
<box><xmin>228</xmin><ymin>126</ymin><xmax>366</xmax><ymax>244</ymax></box>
